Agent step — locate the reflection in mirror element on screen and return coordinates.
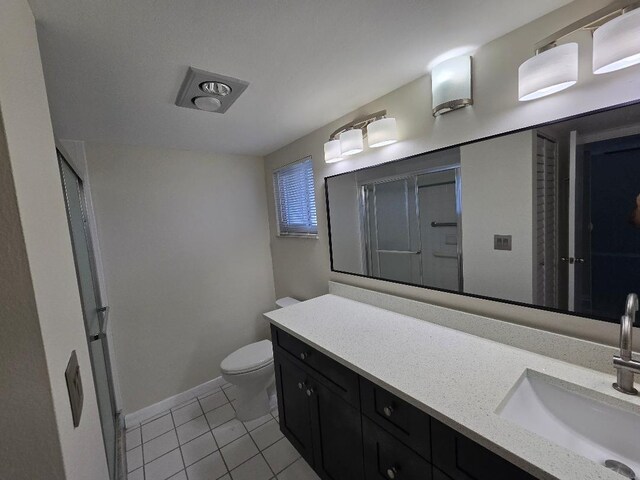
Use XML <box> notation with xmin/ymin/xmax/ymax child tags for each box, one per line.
<box><xmin>326</xmin><ymin>102</ymin><xmax>640</xmax><ymax>323</ymax></box>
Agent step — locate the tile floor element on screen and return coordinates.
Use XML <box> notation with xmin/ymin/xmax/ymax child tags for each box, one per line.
<box><xmin>125</xmin><ymin>382</ymin><xmax>320</xmax><ymax>480</ymax></box>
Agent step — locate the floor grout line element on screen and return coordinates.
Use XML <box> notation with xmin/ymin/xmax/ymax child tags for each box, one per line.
<box><xmin>196</xmin><ymin>396</ymin><xmax>233</xmax><ymax>478</ymax></box>
<box><xmin>245</xmin><ymin>424</ymin><xmax>277</xmax><ymax>479</ymax></box>
<box><xmin>168</xmin><ymin>409</ymin><xmax>189</xmax><ymax>480</ymax></box>
<box><xmin>140</xmin><ymin>429</ymin><xmax>146</xmax><ymax>480</ymax></box>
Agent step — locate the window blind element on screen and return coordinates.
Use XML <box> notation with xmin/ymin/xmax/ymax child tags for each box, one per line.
<box><xmin>273</xmin><ymin>157</ymin><xmax>317</xmax><ymax>236</ymax></box>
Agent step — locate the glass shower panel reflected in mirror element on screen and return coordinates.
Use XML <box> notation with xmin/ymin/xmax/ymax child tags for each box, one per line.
<box><xmin>363</xmin><ymin>178</ymin><xmax>420</xmax><ymax>284</ymax></box>
<box><xmin>340</xmin><ymin>159</ymin><xmax>462</xmax><ymax>291</ymax></box>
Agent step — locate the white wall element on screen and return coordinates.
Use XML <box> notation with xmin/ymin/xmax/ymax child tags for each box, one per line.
<box><xmin>264</xmin><ymin>0</ymin><xmax>640</xmax><ymax>349</ymax></box>
<box><xmin>461</xmin><ymin>131</ymin><xmax>535</xmax><ymax>304</ymax></box>
<box><xmin>85</xmin><ymin>142</ymin><xmax>276</xmax><ymax>413</ymax></box>
<box><xmin>0</xmin><ymin>1</ymin><xmax>109</xmax><ymax>478</ymax></box>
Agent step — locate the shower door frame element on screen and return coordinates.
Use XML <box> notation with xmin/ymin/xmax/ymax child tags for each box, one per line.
<box><xmin>57</xmin><ymin>148</ymin><xmax>118</xmax><ymax>480</ymax></box>
<box><xmin>358</xmin><ymin>164</ymin><xmax>463</xmax><ymax>291</ymax></box>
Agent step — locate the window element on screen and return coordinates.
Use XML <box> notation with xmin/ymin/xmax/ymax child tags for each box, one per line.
<box><xmin>273</xmin><ymin>156</ymin><xmax>317</xmax><ymax>237</ymax></box>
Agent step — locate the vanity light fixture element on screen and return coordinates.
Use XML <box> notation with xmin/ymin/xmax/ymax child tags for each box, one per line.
<box><xmin>323</xmin><ymin>110</ymin><xmax>396</xmax><ymax>163</ymax></box>
<box><xmin>518</xmin><ymin>43</ymin><xmax>579</xmax><ymax>102</ymax></box>
<box><xmin>339</xmin><ymin>129</ymin><xmax>364</xmax><ymax>156</ymax></box>
<box><xmin>431</xmin><ymin>55</ymin><xmax>473</xmax><ymax>116</ymax></box>
<box><xmin>367</xmin><ymin>117</ymin><xmax>398</xmax><ymax>148</ymax></box>
<box><xmin>518</xmin><ymin>1</ymin><xmax>640</xmax><ymax>101</ymax></box>
<box><xmin>593</xmin><ymin>6</ymin><xmax>640</xmax><ymax>74</ymax></box>
<box><xmin>324</xmin><ymin>139</ymin><xmax>343</xmax><ymax>163</ymax></box>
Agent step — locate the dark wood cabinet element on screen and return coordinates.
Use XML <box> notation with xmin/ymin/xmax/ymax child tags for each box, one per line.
<box><xmin>271</xmin><ymin>326</ymin><xmax>538</xmax><ymax>480</ymax></box>
<box><xmin>430</xmin><ymin>419</ymin><xmax>535</xmax><ymax>480</ymax></box>
<box><xmin>363</xmin><ymin>417</ymin><xmax>432</xmax><ymax>480</ymax></box>
<box><xmin>360</xmin><ymin>377</ymin><xmax>431</xmax><ymax>460</ymax></box>
<box><xmin>309</xmin><ymin>379</ymin><xmax>364</xmax><ymax>480</ymax></box>
<box><xmin>273</xmin><ymin>353</ymin><xmax>315</xmax><ymax>465</ymax></box>
<box><xmin>273</xmin><ymin>325</ymin><xmax>364</xmax><ymax>480</ymax></box>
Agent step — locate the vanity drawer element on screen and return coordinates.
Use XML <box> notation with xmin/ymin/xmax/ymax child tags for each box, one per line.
<box><xmin>431</xmin><ymin>419</ymin><xmax>535</xmax><ymax>480</ymax></box>
<box><xmin>363</xmin><ymin>416</ymin><xmax>432</xmax><ymax>480</ymax></box>
<box><xmin>360</xmin><ymin>377</ymin><xmax>431</xmax><ymax>460</ymax></box>
<box><xmin>271</xmin><ymin>325</ymin><xmax>359</xmax><ymax>406</ymax></box>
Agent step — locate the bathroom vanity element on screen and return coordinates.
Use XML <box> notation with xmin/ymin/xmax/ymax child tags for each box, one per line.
<box><xmin>271</xmin><ymin>325</ymin><xmax>533</xmax><ymax>480</ymax></box>
<box><xmin>265</xmin><ymin>290</ymin><xmax>640</xmax><ymax>480</ymax></box>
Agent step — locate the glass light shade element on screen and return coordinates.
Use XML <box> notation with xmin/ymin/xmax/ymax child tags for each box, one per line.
<box><xmin>324</xmin><ymin>139</ymin><xmax>343</xmax><ymax>163</ymax></box>
<box><xmin>339</xmin><ymin>129</ymin><xmax>363</xmax><ymax>156</ymax></box>
<box><xmin>367</xmin><ymin>118</ymin><xmax>397</xmax><ymax>148</ymax></box>
<box><xmin>431</xmin><ymin>55</ymin><xmax>473</xmax><ymax>116</ymax></box>
<box><xmin>593</xmin><ymin>8</ymin><xmax>640</xmax><ymax>74</ymax></box>
<box><xmin>193</xmin><ymin>96</ymin><xmax>222</xmax><ymax>111</ymax></box>
<box><xmin>518</xmin><ymin>43</ymin><xmax>578</xmax><ymax>101</ymax></box>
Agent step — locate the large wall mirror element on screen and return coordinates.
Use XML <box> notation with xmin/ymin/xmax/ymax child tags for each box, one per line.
<box><xmin>325</xmin><ymin>102</ymin><xmax>640</xmax><ymax>324</ymax></box>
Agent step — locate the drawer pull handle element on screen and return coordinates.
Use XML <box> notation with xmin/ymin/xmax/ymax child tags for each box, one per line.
<box><xmin>299</xmin><ymin>352</ymin><xmax>308</xmax><ymax>360</ymax></box>
<box><xmin>383</xmin><ymin>406</ymin><xmax>394</xmax><ymax>417</ymax></box>
<box><xmin>386</xmin><ymin>467</ymin><xmax>398</xmax><ymax>479</ymax></box>
<box><xmin>306</xmin><ymin>387</ymin><xmax>314</xmax><ymax>397</ymax></box>
<box><xmin>297</xmin><ymin>381</ymin><xmax>306</xmax><ymax>390</ymax></box>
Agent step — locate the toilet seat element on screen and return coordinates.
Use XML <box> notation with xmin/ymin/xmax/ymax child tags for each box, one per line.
<box><xmin>221</xmin><ymin>340</ymin><xmax>273</xmax><ymax>375</ymax></box>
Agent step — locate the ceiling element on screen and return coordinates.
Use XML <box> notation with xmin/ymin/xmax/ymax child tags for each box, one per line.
<box><xmin>29</xmin><ymin>0</ymin><xmax>571</xmax><ymax>157</ymax></box>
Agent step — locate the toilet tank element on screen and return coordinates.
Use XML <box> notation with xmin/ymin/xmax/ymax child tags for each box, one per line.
<box><xmin>275</xmin><ymin>297</ymin><xmax>299</xmax><ymax>308</ymax></box>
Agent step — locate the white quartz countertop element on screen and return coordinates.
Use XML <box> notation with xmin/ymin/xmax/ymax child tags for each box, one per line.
<box><xmin>265</xmin><ymin>294</ymin><xmax>640</xmax><ymax>480</ymax></box>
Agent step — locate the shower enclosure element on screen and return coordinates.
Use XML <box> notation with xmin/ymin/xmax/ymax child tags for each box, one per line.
<box><xmin>360</xmin><ymin>166</ymin><xmax>462</xmax><ymax>291</ymax></box>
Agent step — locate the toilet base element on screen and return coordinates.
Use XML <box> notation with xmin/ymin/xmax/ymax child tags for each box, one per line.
<box><xmin>234</xmin><ymin>381</ymin><xmax>276</xmax><ymax>421</ymax></box>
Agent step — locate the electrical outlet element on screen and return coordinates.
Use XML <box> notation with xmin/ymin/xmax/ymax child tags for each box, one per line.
<box><xmin>65</xmin><ymin>350</ymin><xmax>83</xmax><ymax>427</ymax></box>
<box><xmin>494</xmin><ymin>234</ymin><xmax>512</xmax><ymax>251</ymax></box>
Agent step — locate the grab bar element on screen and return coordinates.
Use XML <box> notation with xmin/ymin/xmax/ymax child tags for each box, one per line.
<box><xmin>431</xmin><ymin>222</ymin><xmax>457</xmax><ymax>227</ymax></box>
<box><xmin>376</xmin><ymin>249</ymin><xmax>422</xmax><ymax>255</ymax></box>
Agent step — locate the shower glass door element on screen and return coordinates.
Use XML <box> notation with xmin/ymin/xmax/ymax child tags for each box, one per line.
<box><xmin>363</xmin><ymin>177</ymin><xmax>422</xmax><ymax>284</ymax></box>
<box><xmin>59</xmin><ymin>152</ymin><xmax>116</xmax><ymax>480</ymax></box>
<box><xmin>361</xmin><ymin>167</ymin><xmax>462</xmax><ymax>290</ymax></box>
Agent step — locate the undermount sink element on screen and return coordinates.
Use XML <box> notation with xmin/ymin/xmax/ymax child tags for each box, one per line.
<box><xmin>497</xmin><ymin>370</ymin><xmax>640</xmax><ymax>478</ymax></box>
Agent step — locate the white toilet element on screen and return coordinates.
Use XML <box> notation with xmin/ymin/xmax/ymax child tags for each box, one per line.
<box><xmin>220</xmin><ymin>297</ymin><xmax>299</xmax><ymax>421</ymax></box>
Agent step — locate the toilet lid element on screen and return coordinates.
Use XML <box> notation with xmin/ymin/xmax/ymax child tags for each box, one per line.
<box><xmin>221</xmin><ymin>340</ymin><xmax>273</xmax><ymax>375</ymax></box>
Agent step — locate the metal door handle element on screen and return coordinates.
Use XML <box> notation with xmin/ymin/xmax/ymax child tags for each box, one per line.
<box><xmin>383</xmin><ymin>406</ymin><xmax>394</xmax><ymax>417</ymax></box>
<box><xmin>386</xmin><ymin>467</ymin><xmax>398</xmax><ymax>479</ymax></box>
<box><xmin>90</xmin><ymin>306</ymin><xmax>110</xmax><ymax>342</ymax></box>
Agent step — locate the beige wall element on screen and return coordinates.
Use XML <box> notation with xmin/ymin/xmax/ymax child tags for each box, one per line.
<box><xmin>85</xmin><ymin>142</ymin><xmax>276</xmax><ymax>413</ymax></box>
<box><xmin>0</xmin><ymin>0</ymin><xmax>109</xmax><ymax>478</ymax></box>
<box><xmin>264</xmin><ymin>0</ymin><xmax>640</xmax><ymax>349</ymax></box>
<box><xmin>461</xmin><ymin>131</ymin><xmax>535</xmax><ymax>304</ymax></box>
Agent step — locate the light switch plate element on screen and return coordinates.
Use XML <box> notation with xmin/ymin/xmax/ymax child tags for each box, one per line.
<box><xmin>65</xmin><ymin>350</ymin><xmax>83</xmax><ymax>427</ymax></box>
<box><xmin>494</xmin><ymin>234</ymin><xmax>512</xmax><ymax>251</ymax></box>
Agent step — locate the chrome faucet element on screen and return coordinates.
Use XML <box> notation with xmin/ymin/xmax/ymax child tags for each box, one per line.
<box><xmin>613</xmin><ymin>293</ymin><xmax>640</xmax><ymax>395</ymax></box>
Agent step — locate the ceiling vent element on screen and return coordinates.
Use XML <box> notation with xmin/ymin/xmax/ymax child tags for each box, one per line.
<box><xmin>175</xmin><ymin>67</ymin><xmax>249</xmax><ymax>114</ymax></box>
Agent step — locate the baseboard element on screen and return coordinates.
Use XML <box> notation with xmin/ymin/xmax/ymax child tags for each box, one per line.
<box><xmin>124</xmin><ymin>376</ymin><xmax>226</xmax><ymax>428</ymax></box>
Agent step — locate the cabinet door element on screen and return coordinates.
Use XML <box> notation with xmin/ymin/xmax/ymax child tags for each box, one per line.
<box><xmin>308</xmin><ymin>380</ymin><xmax>365</xmax><ymax>480</ymax></box>
<box><xmin>274</xmin><ymin>354</ymin><xmax>314</xmax><ymax>466</ymax></box>
<box><xmin>431</xmin><ymin>419</ymin><xmax>535</xmax><ymax>480</ymax></box>
<box><xmin>360</xmin><ymin>377</ymin><xmax>431</xmax><ymax>460</ymax></box>
<box><xmin>363</xmin><ymin>417</ymin><xmax>432</xmax><ymax>480</ymax></box>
